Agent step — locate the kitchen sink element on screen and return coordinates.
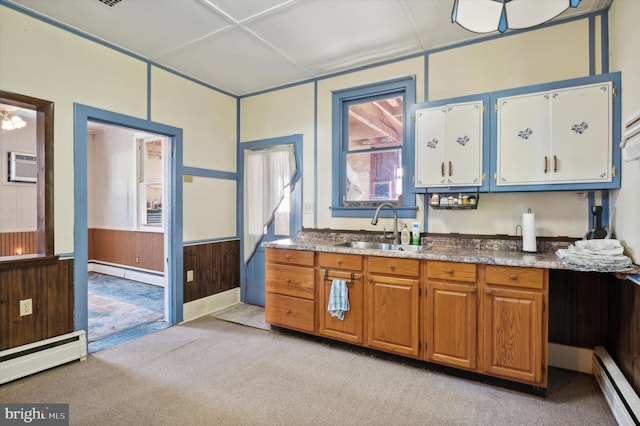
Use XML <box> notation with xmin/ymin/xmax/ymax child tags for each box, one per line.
<box><xmin>333</xmin><ymin>241</ymin><xmax>429</xmax><ymax>252</ymax></box>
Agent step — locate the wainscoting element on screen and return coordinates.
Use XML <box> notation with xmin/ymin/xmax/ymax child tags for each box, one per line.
<box><xmin>0</xmin><ymin>231</ymin><xmax>37</xmax><ymax>256</ymax></box>
<box><xmin>89</xmin><ymin>228</ymin><xmax>164</xmax><ymax>272</ymax></box>
<box><xmin>0</xmin><ymin>256</ymin><xmax>74</xmax><ymax>350</ymax></box>
<box><xmin>183</xmin><ymin>239</ymin><xmax>240</xmax><ymax>303</ymax></box>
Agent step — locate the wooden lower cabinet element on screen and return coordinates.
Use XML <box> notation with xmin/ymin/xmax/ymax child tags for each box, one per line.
<box><xmin>367</xmin><ymin>256</ymin><xmax>420</xmax><ymax>358</ymax></box>
<box><xmin>318</xmin><ymin>252</ymin><xmax>364</xmax><ymax>344</ymax></box>
<box><xmin>265</xmin><ymin>248</ymin><xmax>548</xmax><ymax>389</ymax></box>
<box><xmin>265</xmin><ymin>248</ymin><xmax>315</xmax><ymax>333</ymax></box>
<box><xmin>425</xmin><ymin>261</ymin><xmax>478</xmax><ymax>370</ymax></box>
<box><xmin>482</xmin><ymin>265</ymin><xmax>548</xmax><ymax>386</ymax></box>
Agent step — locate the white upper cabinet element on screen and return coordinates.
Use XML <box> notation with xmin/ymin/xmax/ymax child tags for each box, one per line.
<box><xmin>496</xmin><ymin>81</ymin><xmax>613</xmax><ymax>187</ymax></box>
<box><xmin>415</xmin><ymin>100</ymin><xmax>484</xmax><ymax>188</ymax></box>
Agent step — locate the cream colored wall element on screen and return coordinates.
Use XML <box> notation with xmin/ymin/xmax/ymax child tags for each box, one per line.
<box><xmin>151</xmin><ymin>68</ymin><xmax>238</xmax><ymax>241</ymax></box>
<box><xmin>240</xmin><ymin>83</ymin><xmax>315</xmax><ymax>227</ymax></box>
<box><xmin>0</xmin><ymin>6</ymin><xmax>147</xmax><ymax>253</ymax></box>
<box><xmin>0</xmin><ymin>6</ymin><xmax>238</xmax><ymax>251</ymax></box>
<box><xmin>609</xmin><ymin>0</ymin><xmax>640</xmax><ymax>262</ymax></box>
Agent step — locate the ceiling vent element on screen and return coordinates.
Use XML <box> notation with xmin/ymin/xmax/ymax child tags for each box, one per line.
<box><xmin>98</xmin><ymin>0</ymin><xmax>122</xmax><ymax>7</ymax></box>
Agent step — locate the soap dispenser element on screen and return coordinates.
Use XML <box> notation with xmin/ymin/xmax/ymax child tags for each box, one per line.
<box><xmin>400</xmin><ymin>224</ymin><xmax>410</xmax><ymax>245</ymax></box>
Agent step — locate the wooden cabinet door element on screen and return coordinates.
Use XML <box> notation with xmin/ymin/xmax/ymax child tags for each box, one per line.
<box><xmin>415</xmin><ymin>106</ymin><xmax>447</xmax><ymax>187</ymax></box>
<box><xmin>482</xmin><ymin>286</ymin><xmax>544</xmax><ymax>385</ymax></box>
<box><xmin>550</xmin><ymin>82</ymin><xmax>612</xmax><ymax>183</ymax></box>
<box><xmin>426</xmin><ymin>281</ymin><xmax>477</xmax><ymax>370</ymax></box>
<box><xmin>496</xmin><ymin>92</ymin><xmax>550</xmax><ymax>186</ymax></box>
<box><xmin>367</xmin><ymin>274</ymin><xmax>420</xmax><ymax>357</ymax></box>
<box><xmin>319</xmin><ymin>270</ymin><xmax>364</xmax><ymax>344</ymax></box>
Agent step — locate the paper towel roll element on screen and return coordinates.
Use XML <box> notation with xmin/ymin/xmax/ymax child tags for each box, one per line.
<box><xmin>522</xmin><ymin>212</ymin><xmax>537</xmax><ymax>252</ymax></box>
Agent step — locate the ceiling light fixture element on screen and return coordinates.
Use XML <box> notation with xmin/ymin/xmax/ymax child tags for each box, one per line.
<box><xmin>452</xmin><ymin>0</ymin><xmax>581</xmax><ymax>34</ymax></box>
<box><xmin>1</xmin><ymin>110</ymin><xmax>27</xmax><ymax>131</ymax></box>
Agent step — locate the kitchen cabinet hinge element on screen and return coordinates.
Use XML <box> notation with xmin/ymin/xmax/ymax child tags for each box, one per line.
<box><xmin>413</xmin><ymin>114</ymin><xmax>416</xmax><ymax>122</ymax></box>
<box><xmin>612</xmin><ymin>165</ymin><xmax>617</xmax><ymax>177</ymax></box>
<box><xmin>493</xmin><ymin>172</ymin><xmax>497</xmax><ymax>182</ymax></box>
<box><xmin>482</xmin><ymin>104</ymin><xmax>486</xmax><ymax>113</ymax></box>
<box><xmin>613</xmin><ymin>87</ymin><xmax>617</xmax><ymax>97</ymax></box>
<box><xmin>482</xmin><ymin>172</ymin><xmax>486</xmax><ymax>182</ymax></box>
<box><xmin>494</xmin><ymin>103</ymin><xmax>498</xmax><ymax>112</ymax></box>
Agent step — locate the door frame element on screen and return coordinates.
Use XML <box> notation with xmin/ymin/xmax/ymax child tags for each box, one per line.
<box><xmin>73</xmin><ymin>104</ymin><xmax>184</xmax><ymax>333</ymax></box>
<box><xmin>239</xmin><ymin>134</ymin><xmax>303</xmax><ymax>304</ymax></box>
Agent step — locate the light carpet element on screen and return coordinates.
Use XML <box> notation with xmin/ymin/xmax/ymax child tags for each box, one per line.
<box><xmin>0</xmin><ymin>316</ymin><xmax>615</xmax><ymax>425</ymax></box>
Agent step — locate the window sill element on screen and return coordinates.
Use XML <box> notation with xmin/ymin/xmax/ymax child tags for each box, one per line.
<box><xmin>330</xmin><ymin>205</ymin><xmax>418</xmax><ymax>218</ymax></box>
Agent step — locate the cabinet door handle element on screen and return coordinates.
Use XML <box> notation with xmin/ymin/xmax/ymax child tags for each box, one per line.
<box><xmin>448</xmin><ymin>161</ymin><xmax>452</xmax><ymax>177</ymax></box>
<box><xmin>441</xmin><ymin>162</ymin><xmax>445</xmax><ymax>177</ymax></box>
<box><xmin>469</xmin><ymin>287</ymin><xmax>476</xmax><ymax>294</ymax></box>
<box><xmin>285</xmin><ymin>278</ymin><xmax>291</xmax><ymax>284</ymax></box>
<box><xmin>389</xmin><ymin>265</ymin><xmax>396</xmax><ymax>271</ymax></box>
<box><xmin>509</xmin><ymin>274</ymin><xmax>517</xmax><ymax>280</ymax></box>
<box><xmin>446</xmin><ymin>268</ymin><xmax>454</xmax><ymax>275</ymax></box>
<box><xmin>485</xmin><ymin>289</ymin><xmax>492</xmax><ymax>295</ymax></box>
<box><xmin>554</xmin><ymin>155</ymin><xmax>558</xmax><ymax>173</ymax></box>
<box><xmin>544</xmin><ymin>156</ymin><xmax>548</xmax><ymax>174</ymax></box>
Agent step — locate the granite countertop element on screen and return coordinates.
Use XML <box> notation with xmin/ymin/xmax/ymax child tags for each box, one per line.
<box><xmin>262</xmin><ymin>230</ymin><xmax>640</xmax><ymax>273</ymax></box>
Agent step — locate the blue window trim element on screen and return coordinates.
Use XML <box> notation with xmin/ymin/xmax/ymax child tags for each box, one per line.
<box><xmin>331</xmin><ymin>77</ymin><xmax>417</xmax><ymax>218</ymax></box>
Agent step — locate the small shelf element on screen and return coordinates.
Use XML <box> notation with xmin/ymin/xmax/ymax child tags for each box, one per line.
<box><xmin>428</xmin><ymin>192</ymin><xmax>480</xmax><ymax>210</ymax></box>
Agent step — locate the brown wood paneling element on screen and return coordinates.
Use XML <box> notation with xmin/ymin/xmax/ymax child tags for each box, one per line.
<box><xmin>89</xmin><ymin>228</ymin><xmax>164</xmax><ymax>272</ymax></box>
<box><xmin>0</xmin><ymin>232</ymin><xmax>38</xmax><ymax>256</ymax></box>
<box><xmin>548</xmin><ymin>269</ymin><xmax>608</xmax><ymax>348</ymax></box>
<box><xmin>183</xmin><ymin>239</ymin><xmax>240</xmax><ymax>303</ymax></box>
<box><xmin>0</xmin><ymin>257</ymin><xmax>74</xmax><ymax>350</ymax></box>
<box><xmin>607</xmin><ymin>275</ymin><xmax>640</xmax><ymax>393</ymax></box>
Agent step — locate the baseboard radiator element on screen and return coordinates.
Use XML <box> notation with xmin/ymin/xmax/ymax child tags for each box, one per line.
<box><xmin>593</xmin><ymin>346</ymin><xmax>640</xmax><ymax>425</ymax></box>
<box><xmin>0</xmin><ymin>330</ymin><xmax>87</xmax><ymax>384</ymax></box>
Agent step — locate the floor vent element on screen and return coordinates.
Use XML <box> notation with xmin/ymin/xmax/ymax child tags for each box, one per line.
<box><xmin>0</xmin><ymin>331</ymin><xmax>87</xmax><ymax>384</ymax></box>
<box><xmin>593</xmin><ymin>346</ymin><xmax>640</xmax><ymax>425</ymax></box>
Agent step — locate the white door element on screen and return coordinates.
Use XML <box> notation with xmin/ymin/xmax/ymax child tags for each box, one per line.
<box><xmin>415</xmin><ymin>106</ymin><xmax>447</xmax><ymax>187</ymax></box>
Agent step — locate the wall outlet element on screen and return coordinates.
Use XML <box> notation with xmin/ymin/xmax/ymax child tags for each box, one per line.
<box><xmin>186</xmin><ymin>270</ymin><xmax>194</xmax><ymax>282</ymax></box>
<box><xmin>20</xmin><ymin>299</ymin><xmax>33</xmax><ymax>316</ymax></box>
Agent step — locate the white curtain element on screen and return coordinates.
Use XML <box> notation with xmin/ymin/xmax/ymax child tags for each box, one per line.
<box><xmin>244</xmin><ymin>144</ymin><xmax>297</xmax><ymax>263</ymax></box>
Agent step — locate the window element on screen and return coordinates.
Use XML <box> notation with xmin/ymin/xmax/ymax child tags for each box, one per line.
<box><xmin>331</xmin><ymin>77</ymin><xmax>416</xmax><ymax>217</ymax></box>
<box><xmin>138</xmin><ymin>137</ymin><xmax>164</xmax><ymax>229</ymax></box>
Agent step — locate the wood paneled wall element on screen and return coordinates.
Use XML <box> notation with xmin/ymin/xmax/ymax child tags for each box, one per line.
<box><xmin>89</xmin><ymin>228</ymin><xmax>164</xmax><ymax>272</ymax></box>
<box><xmin>0</xmin><ymin>232</ymin><xmax>38</xmax><ymax>256</ymax></box>
<box><xmin>183</xmin><ymin>239</ymin><xmax>240</xmax><ymax>303</ymax></box>
<box><xmin>606</xmin><ymin>275</ymin><xmax>640</xmax><ymax>393</ymax></box>
<box><xmin>0</xmin><ymin>257</ymin><xmax>74</xmax><ymax>350</ymax></box>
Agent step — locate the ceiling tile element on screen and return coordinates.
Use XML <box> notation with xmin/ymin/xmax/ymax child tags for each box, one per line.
<box><xmin>157</xmin><ymin>26</ymin><xmax>312</xmax><ymax>95</ymax></box>
<box><xmin>204</xmin><ymin>0</ymin><xmax>293</xmax><ymax>22</ymax></box>
<box><xmin>245</xmin><ymin>0</ymin><xmax>423</xmax><ymax>75</ymax></box>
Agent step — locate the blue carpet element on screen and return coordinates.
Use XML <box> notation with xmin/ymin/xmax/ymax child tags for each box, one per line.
<box><xmin>88</xmin><ymin>272</ymin><xmax>170</xmax><ymax>353</ymax></box>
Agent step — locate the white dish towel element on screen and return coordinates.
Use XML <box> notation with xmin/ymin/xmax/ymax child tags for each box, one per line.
<box><xmin>328</xmin><ymin>279</ymin><xmax>350</xmax><ymax>320</ymax></box>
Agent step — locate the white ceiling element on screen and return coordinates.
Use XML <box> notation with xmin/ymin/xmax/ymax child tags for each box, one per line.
<box><xmin>5</xmin><ymin>0</ymin><xmax>610</xmax><ymax>96</ymax></box>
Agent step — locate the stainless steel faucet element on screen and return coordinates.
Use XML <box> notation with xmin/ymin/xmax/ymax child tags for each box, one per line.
<box><xmin>371</xmin><ymin>203</ymin><xmax>400</xmax><ymax>244</ymax></box>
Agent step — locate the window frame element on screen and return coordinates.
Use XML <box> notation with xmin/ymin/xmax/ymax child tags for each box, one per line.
<box><xmin>331</xmin><ymin>77</ymin><xmax>416</xmax><ymax>218</ymax></box>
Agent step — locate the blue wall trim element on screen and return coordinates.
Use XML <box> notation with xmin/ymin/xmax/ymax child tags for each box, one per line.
<box><xmin>588</xmin><ymin>16</ymin><xmax>595</xmax><ymax>76</ymax></box>
<box><xmin>73</xmin><ymin>103</ymin><xmax>184</xmax><ymax>333</ymax></box>
<box><xmin>601</xmin><ymin>10</ymin><xmax>610</xmax><ymax>74</ymax></box>
<box><xmin>182</xmin><ymin>166</ymin><xmax>237</xmax><ymax>180</ymax></box>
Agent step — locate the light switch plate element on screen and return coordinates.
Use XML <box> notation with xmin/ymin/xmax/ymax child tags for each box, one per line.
<box><xmin>186</xmin><ymin>270</ymin><xmax>194</xmax><ymax>282</ymax></box>
<box><xmin>20</xmin><ymin>299</ymin><xmax>33</xmax><ymax>316</ymax></box>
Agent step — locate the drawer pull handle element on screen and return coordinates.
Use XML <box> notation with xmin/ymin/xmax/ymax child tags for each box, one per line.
<box><xmin>285</xmin><ymin>278</ymin><xmax>291</xmax><ymax>283</ymax></box>
<box><xmin>285</xmin><ymin>254</ymin><xmax>292</xmax><ymax>260</ymax></box>
<box><xmin>390</xmin><ymin>265</ymin><xmax>396</xmax><ymax>271</ymax></box>
<box><xmin>337</xmin><ymin>260</ymin><xmax>343</xmax><ymax>265</ymax></box>
<box><xmin>446</xmin><ymin>269</ymin><xmax>454</xmax><ymax>275</ymax></box>
<box><xmin>284</xmin><ymin>308</ymin><xmax>291</xmax><ymax>315</ymax></box>
<box><xmin>509</xmin><ymin>274</ymin><xmax>517</xmax><ymax>280</ymax></box>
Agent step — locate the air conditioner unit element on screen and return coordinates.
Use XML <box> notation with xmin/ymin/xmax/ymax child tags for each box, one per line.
<box><xmin>8</xmin><ymin>151</ymin><xmax>36</xmax><ymax>183</ymax></box>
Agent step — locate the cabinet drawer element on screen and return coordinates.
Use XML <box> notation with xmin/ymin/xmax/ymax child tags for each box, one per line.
<box><xmin>318</xmin><ymin>252</ymin><xmax>362</xmax><ymax>271</ymax></box>
<box><xmin>266</xmin><ymin>263</ymin><xmax>315</xmax><ymax>299</ymax></box>
<box><xmin>427</xmin><ymin>261</ymin><xmax>476</xmax><ymax>282</ymax></box>
<box><xmin>266</xmin><ymin>248</ymin><xmax>314</xmax><ymax>267</ymax></box>
<box><xmin>265</xmin><ymin>292</ymin><xmax>315</xmax><ymax>333</ymax></box>
<box><xmin>369</xmin><ymin>256</ymin><xmax>419</xmax><ymax>277</ymax></box>
<box><xmin>485</xmin><ymin>265</ymin><xmax>544</xmax><ymax>290</ymax></box>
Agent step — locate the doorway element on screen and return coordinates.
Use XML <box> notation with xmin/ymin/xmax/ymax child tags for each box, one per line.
<box><xmin>241</xmin><ymin>135</ymin><xmax>302</xmax><ymax>306</ymax></box>
<box><xmin>86</xmin><ymin>121</ymin><xmax>170</xmax><ymax>349</ymax></box>
<box><xmin>74</xmin><ymin>104</ymin><xmax>184</xmax><ymax>342</ymax></box>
